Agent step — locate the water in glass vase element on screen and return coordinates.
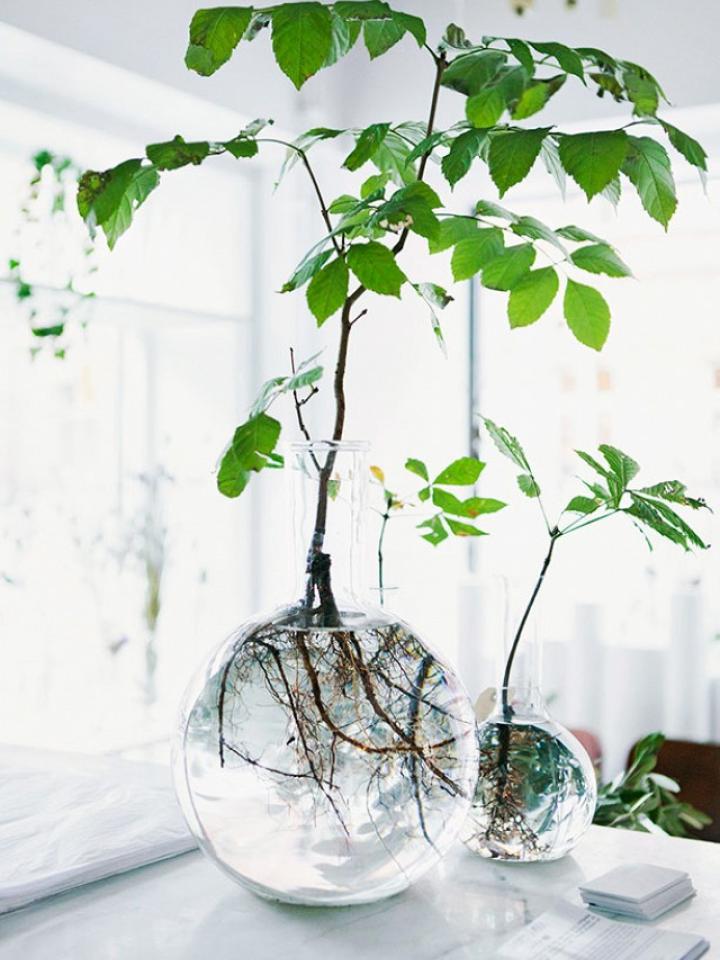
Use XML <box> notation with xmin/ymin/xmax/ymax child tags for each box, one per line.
<box><xmin>174</xmin><ymin>442</ymin><xmax>478</xmax><ymax>905</ymax></box>
<box><xmin>462</xmin><ymin>685</ymin><xmax>597</xmax><ymax>861</ymax></box>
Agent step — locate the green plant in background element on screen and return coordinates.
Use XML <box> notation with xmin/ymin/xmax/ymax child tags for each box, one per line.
<box><xmin>595</xmin><ymin>733</ymin><xmax>712</xmax><ymax>837</ymax></box>
<box><xmin>75</xmin><ymin>2</ymin><xmax>707</xmax><ymax>621</ymax></box>
<box><xmin>8</xmin><ymin>150</ymin><xmax>96</xmax><ymax>357</ymax></box>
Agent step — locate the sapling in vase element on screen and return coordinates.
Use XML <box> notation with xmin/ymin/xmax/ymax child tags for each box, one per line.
<box><xmin>76</xmin><ymin>1</ymin><xmax>707</xmax><ymax>905</ymax></box>
<box><xmin>461</xmin><ymin>418</ymin><xmax>709</xmax><ymax>861</ymax></box>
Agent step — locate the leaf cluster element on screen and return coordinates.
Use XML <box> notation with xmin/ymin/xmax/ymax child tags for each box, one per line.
<box><xmin>594</xmin><ymin>733</ymin><xmax>712</xmax><ymax>837</ymax></box>
<box><xmin>372</xmin><ymin>456</ymin><xmax>506</xmax><ymax>546</ymax></box>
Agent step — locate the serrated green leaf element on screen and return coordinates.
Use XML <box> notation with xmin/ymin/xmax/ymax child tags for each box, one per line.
<box><xmin>482</xmin><ymin>243</ymin><xmax>535</xmax><ymax>291</ymax></box>
<box><xmin>637</xmin><ymin>481</ymin><xmax>707</xmax><ymax>511</ymax></box>
<box><xmin>441</xmin><ymin>50</ymin><xmax>507</xmax><ymax>97</ymax></box>
<box><xmin>323</xmin><ymin>11</ymin><xmax>360</xmax><ymax>67</ymax></box>
<box><xmin>506</xmin><ymin>38</ymin><xmax>535</xmax><ymax>73</ymax></box>
<box><xmin>428</xmin><ymin>216</ymin><xmax>478</xmax><ymax>254</ymax></box>
<box><xmin>77</xmin><ymin>160</ymin><xmax>159</xmax><ymax>249</ymax></box>
<box><xmin>405</xmin><ymin>457</ymin><xmax>429</xmax><ymax>481</ymax></box>
<box><xmin>482</xmin><ymin>418</ymin><xmax>530</xmax><ymax>471</ymax></box>
<box><xmin>418</xmin><ymin>514</ymin><xmax>449</xmax><ymax>545</ymax></box>
<box><xmin>488</xmin><ymin>128</ymin><xmax>549</xmax><ymax>196</ymax></box>
<box><xmin>343</xmin><ymin>122</ymin><xmax>390</xmax><ymax>170</ymax></box>
<box><xmin>446</xmin><ymin>517</ymin><xmax>486</xmax><ymax>537</ymax></box>
<box><xmin>466</xmin><ymin>88</ymin><xmax>505</xmax><ymax>128</ymax></box>
<box><xmin>306</xmin><ymin>256</ymin><xmax>349</xmax><ymax>325</ymax></box>
<box><xmin>217</xmin><ymin>413</ymin><xmax>282</xmax><ymax>497</ymax></box>
<box><xmin>281</xmin><ymin>248</ymin><xmax>333</xmax><ymax>292</ymax></box>
<box><xmin>541</xmin><ymin>137</ymin><xmax>567</xmax><ymax>198</ymax></box>
<box><xmin>393</xmin><ymin>11</ymin><xmax>426</xmax><ymax>46</ymax></box>
<box><xmin>146</xmin><ymin>135</ymin><xmax>210</xmax><ymax>170</ymax></box>
<box><xmin>371</xmin><ymin>129</ymin><xmax>418</xmax><ymax>185</ymax></box>
<box><xmin>432</xmin><ymin>491</ymin><xmax>505</xmax><ymax>517</ymax></box>
<box><xmin>511</xmin><ymin>81</ymin><xmax>550</xmax><ymax>120</ymax></box>
<box><xmin>556</xmin><ymin>224</ymin><xmax>606</xmax><ymax>244</ymax></box>
<box><xmin>510</xmin><ymin>215</ymin><xmax>566</xmax><ymax>253</ymax></box>
<box><xmin>633</xmin><ymin>495</ymin><xmax>708</xmax><ymax>549</ymax></box>
<box><xmin>347</xmin><ymin>241</ymin><xmax>406</xmax><ymax>296</ymax></box>
<box><xmin>333</xmin><ymin>1</ymin><xmax>392</xmax><ymax>19</ymax></box>
<box><xmin>565</xmin><ymin>495</ymin><xmax>601</xmax><ymax>514</ymax></box>
<box><xmin>623</xmin><ymin>67</ymin><xmax>659</xmax><ymax>117</ymax></box>
<box><xmin>434</xmin><ymin>456</ymin><xmax>484</xmax><ymax>485</ymax></box>
<box><xmin>271</xmin><ymin>2</ymin><xmax>333</xmax><ymax>89</ymax></box>
<box><xmin>517</xmin><ymin>473</ymin><xmax>540</xmax><ymax>498</ymax></box>
<box><xmin>224</xmin><ymin>136</ymin><xmax>260</xmax><ymax>159</ymax></box>
<box><xmin>563</xmin><ymin>279</ymin><xmax>610</xmax><ymax>350</ymax></box>
<box><xmin>451</xmin><ymin>228</ymin><xmax>504</xmax><ymax>281</ymax></box>
<box><xmin>475</xmin><ymin>199</ymin><xmax>518</xmax><ymax>221</ymax></box>
<box><xmin>442</xmin><ymin>129</ymin><xmax>487</xmax><ymax>188</ymax></box>
<box><xmin>529</xmin><ymin>41</ymin><xmax>584</xmax><ymax>79</ymax></box>
<box><xmin>558</xmin><ymin>130</ymin><xmax>628</xmax><ymax>200</ymax></box>
<box><xmin>576</xmin><ymin>449</ymin><xmax>612</xmax><ymax>479</ymax></box>
<box><xmin>658</xmin><ymin>120</ymin><xmax>708</xmax><ymax>185</ymax></box>
<box><xmin>571</xmin><ymin>243</ymin><xmax>632</xmax><ymax>278</ymax></box>
<box><xmin>623</xmin><ymin>136</ymin><xmax>677</xmax><ymax>229</ymax></box>
<box><xmin>363</xmin><ymin>16</ymin><xmax>405</xmax><ymax>57</ymax></box>
<box><xmin>185</xmin><ymin>7</ymin><xmax>253</xmax><ymax>76</ymax></box>
<box><xmin>508</xmin><ymin>267</ymin><xmax>559</xmax><ymax>328</ymax></box>
<box><xmin>599</xmin><ymin>444</ymin><xmax>640</xmax><ymax>487</ymax></box>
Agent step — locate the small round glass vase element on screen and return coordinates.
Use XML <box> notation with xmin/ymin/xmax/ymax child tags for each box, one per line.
<box><xmin>173</xmin><ymin>441</ymin><xmax>479</xmax><ymax>906</ymax></box>
<box><xmin>462</xmin><ymin>683</ymin><xmax>597</xmax><ymax>861</ymax></box>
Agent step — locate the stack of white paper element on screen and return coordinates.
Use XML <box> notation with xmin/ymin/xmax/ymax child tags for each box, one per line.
<box><xmin>579</xmin><ymin>864</ymin><xmax>696</xmax><ymax>920</ymax></box>
<box><xmin>0</xmin><ymin>747</ymin><xmax>196</xmax><ymax>914</ymax></box>
<box><xmin>499</xmin><ymin>901</ymin><xmax>709</xmax><ymax>960</ymax></box>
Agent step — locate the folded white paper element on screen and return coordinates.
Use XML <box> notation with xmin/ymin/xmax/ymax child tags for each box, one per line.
<box><xmin>498</xmin><ymin>901</ymin><xmax>709</xmax><ymax>960</ymax></box>
<box><xmin>0</xmin><ymin>746</ymin><xmax>196</xmax><ymax>914</ymax></box>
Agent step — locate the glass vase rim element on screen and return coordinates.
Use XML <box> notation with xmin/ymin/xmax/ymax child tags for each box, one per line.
<box><xmin>287</xmin><ymin>439</ymin><xmax>370</xmax><ymax>453</ymax></box>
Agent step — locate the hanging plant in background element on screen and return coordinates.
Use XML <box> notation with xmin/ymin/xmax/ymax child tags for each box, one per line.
<box><xmin>73</xmin><ymin>2</ymin><xmax>710</xmax><ymax>902</ymax></box>
<box><xmin>8</xmin><ymin>149</ymin><xmax>96</xmax><ymax>358</ymax></box>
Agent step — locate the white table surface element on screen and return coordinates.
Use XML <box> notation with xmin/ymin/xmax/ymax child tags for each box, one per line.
<box><xmin>1</xmin><ymin>825</ymin><xmax>718</xmax><ymax>959</ymax></box>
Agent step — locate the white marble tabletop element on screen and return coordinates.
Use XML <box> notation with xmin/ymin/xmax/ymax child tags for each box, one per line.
<box><xmin>0</xmin><ymin>826</ymin><xmax>718</xmax><ymax>959</ymax></box>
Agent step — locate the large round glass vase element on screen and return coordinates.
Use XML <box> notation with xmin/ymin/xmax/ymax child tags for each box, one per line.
<box><xmin>462</xmin><ymin>684</ymin><xmax>597</xmax><ymax>861</ymax></box>
<box><xmin>173</xmin><ymin>441</ymin><xmax>478</xmax><ymax>906</ymax></box>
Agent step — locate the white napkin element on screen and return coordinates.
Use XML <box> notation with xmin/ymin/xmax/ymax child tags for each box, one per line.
<box><xmin>0</xmin><ymin>745</ymin><xmax>196</xmax><ymax>914</ymax></box>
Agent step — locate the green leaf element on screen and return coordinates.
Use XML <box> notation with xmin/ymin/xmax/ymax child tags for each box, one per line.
<box><xmin>601</xmin><ymin>176</ymin><xmax>622</xmax><ymax>207</ymax></box>
<box><xmin>576</xmin><ymin>449</ymin><xmax>612</xmax><ymax>479</ymax></box>
<box><xmin>185</xmin><ymin>7</ymin><xmax>253</xmax><ymax>76</ymax></box>
<box><xmin>541</xmin><ymin>137</ymin><xmax>566</xmax><ymax>198</ymax></box>
<box><xmin>623</xmin><ymin>136</ymin><xmax>677</xmax><ymax>229</ymax></box>
<box><xmin>506</xmin><ymin>38</ymin><xmax>534</xmax><ymax>73</ymax></box>
<box><xmin>363</xmin><ymin>16</ymin><xmax>405</xmax><ymax>57</ymax></box>
<box><xmin>563</xmin><ymin>279</ymin><xmax>610</xmax><ymax>350</ymax></box>
<box><xmin>433</xmin><ymin>489</ymin><xmax>505</xmax><ymax>517</ymax></box>
<box><xmin>451</xmin><ymin>229</ymin><xmax>504</xmax><ymax>281</ymax></box>
<box><xmin>558</xmin><ymin>130</ymin><xmax>628</xmax><ymax>200</ymax></box>
<box><xmin>659</xmin><ymin>120</ymin><xmax>708</xmax><ymax>185</ymax></box>
<box><xmin>637</xmin><ymin>481</ymin><xmax>707</xmax><ymax>511</ymax></box>
<box><xmin>224</xmin><ymin>136</ymin><xmax>259</xmax><ymax>159</ymax></box>
<box><xmin>250</xmin><ymin>354</ymin><xmax>323</xmax><ymax>416</ymax></box>
<box><xmin>281</xmin><ymin>248</ymin><xmax>333</xmax><ymax>292</ymax></box>
<box><xmin>441</xmin><ymin>129</ymin><xmax>487</xmax><ymax>188</ymax></box>
<box><xmin>404</xmin><ymin>131</ymin><xmax>447</xmax><ymax>165</ymax></box>
<box><xmin>324</xmin><ymin>11</ymin><xmax>360</xmax><ymax>67</ymax></box>
<box><xmin>217</xmin><ymin>413</ymin><xmax>282</xmax><ymax>498</ymax></box>
<box><xmin>146</xmin><ymin>135</ymin><xmax>210</xmax><ymax>170</ymax></box>
<box><xmin>446</xmin><ymin>517</ymin><xmax>486</xmax><ymax>538</ymax></box>
<box><xmin>511</xmin><ymin>81</ymin><xmax>549</xmax><ymax>120</ymax></box>
<box><xmin>343</xmin><ymin>122</ymin><xmax>390</xmax><ymax>171</ymax></box>
<box><xmin>599</xmin><ymin>444</ymin><xmax>640</xmax><ymax>487</ymax></box>
<box><xmin>434</xmin><ymin>456</ymin><xmax>484</xmax><ymax>485</ymax></box>
<box><xmin>77</xmin><ymin>160</ymin><xmax>159</xmax><ymax>249</ymax></box>
<box><xmin>417</xmin><ymin>514</ymin><xmax>449</xmax><ymax>545</ymax></box>
<box><xmin>529</xmin><ymin>41</ymin><xmax>584</xmax><ymax>79</ymax></box>
<box><xmin>428</xmin><ymin>216</ymin><xmax>478</xmax><ymax>254</ymax></box>
<box><xmin>271</xmin><ymin>2</ymin><xmax>333</xmax><ymax>89</ymax></box>
<box><xmin>346</xmin><ymin>241</ymin><xmax>406</xmax><ymax>296</ymax></box>
<box><xmin>623</xmin><ymin>67</ymin><xmax>659</xmax><ymax>117</ymax></box>
<box><xmin>632</xmin><ymin>495</ymin><xmax>708</xmax><ymax>550</ymax></box>
<box><xmin>481</xmin><ymin>244</ymin><xmax>535</xmax><ymax>291</ymax></box>
<box><xmin>360</xmin><ymin>172</ymin><xmax>390</xmax><ymax>198</ymax></box>
<box><xmin>482</xmin><ymin>417</ymin><xmax>530</xmax><ymax>471</ymax></box>
<box><xmin>517</xmin><ymin>473</ymin><xmax>540</xmax><ymax>498</ymax></box>
<box><xmin>507</xmin><ymin>267</ymin><xmax>559</xmax><ymax>328</ymax></box>
<box><xmin>405</xmin><ymin>457</ymin><xmax>429</xmax><ymax>481</ymax></box>
<box><xmin>393</xmin><ymin>12</ymin><xmax>426</xmax><ymax>46</ymax></box>
<box><xmin>306</xmin><ymin>256</ymin><xmax>349</xmax><ymax>325</ymax></box>
<box><xmin>372</xmin><ymin>181</ymin><xmax>441</xmax><ymax>240</ymax></box>
<box><xmin>333</xmin><ymin>1</ymin><xmax>391</xmax><ymax>19</ymax></box>
<box><xmin>466</xmin><ymin>88</ymin><xmax>505</xmax><ymax>128</ymax></box>
<box><xmin>488</xmin><ymin>128</ymin><xmax>549</xmax><ymax>196</ymax></box>
<box><xmin>475</xmin><ymin>199</ymin><xmax>518</xmax><ymax>221</ymax></box>
<box><xmin>413</xmin><ymin>282</ymin><xmax>452</xmax><ymax>353</ymax></box>
<box><xmin>556</xmin><ymin>224</ymin><xmax>606</xmax><ymax>244</ymax></box>
<box><xmin>565</xmin><ymin>495</ymin><xmax>601</xmax><ymax>515</ymax></box>
<box><xmin>626</xmin><ymin>497</ymin><xmax>691</xmax><ymax>551</ymax></box>
<box><xmin>510</xmin><ymin>215</ymin><xmax>566</xmax><ymax>253</ymax></box>
<box><xmin>571</xmin><ymin>243</ymin><xmax>632</xmax><ymax>278</ymax></box>
<box><xmin>441</xmin><ymin>50</ymin><xmax>507</xmax><ymax>97</ymax></box>
<box><xmin>371</xmin><ymin>127</ymin><xmax>420</xmax><ymax>185</ymax></box>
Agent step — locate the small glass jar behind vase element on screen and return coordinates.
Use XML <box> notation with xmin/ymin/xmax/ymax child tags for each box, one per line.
<box><xmin>461</xmin><ymin>580</ymin><xmax>596</xmax><ymax>861</ymax></box>
<box><xmin>174</xmin><ymin>441</ymin><xmax>479</xmax><ymax>906</ymax></box>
